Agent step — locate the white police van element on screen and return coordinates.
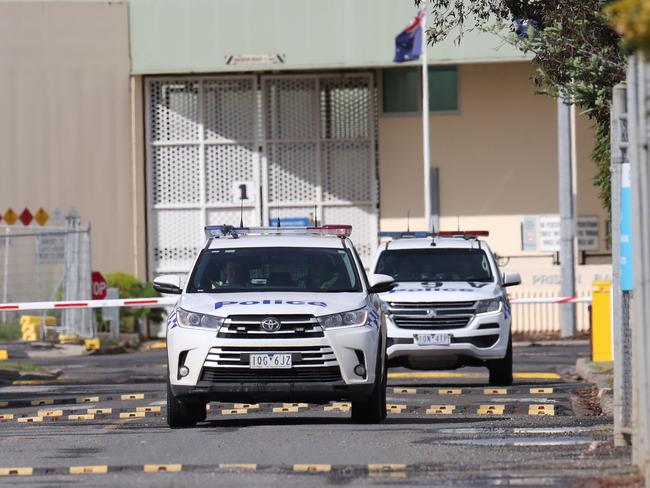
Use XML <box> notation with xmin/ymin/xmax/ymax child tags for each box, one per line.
<box><xmin>371</xmin><ymin>231</ymin><xmax>521</xmax><ymax>386</ymax></box>
<box><xmin>153</xmin><ymin>225</ymin><xmax>395</xmax><ymax>428</ymax></box>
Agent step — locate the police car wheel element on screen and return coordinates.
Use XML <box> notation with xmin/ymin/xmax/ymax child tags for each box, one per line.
<box><xmin>351</xmin><ymin>347</ymin><xmax>387</xmax><ymax>423</ymax></box>
<box><xmin>487</xmin><ymin>334</ymin><xmax>513</xmax><ymax>387</ymax></box>
<box><xmin>166</xmin><ymin>380</ymin><xmax>204</xmax><ymax>428</ymax></box>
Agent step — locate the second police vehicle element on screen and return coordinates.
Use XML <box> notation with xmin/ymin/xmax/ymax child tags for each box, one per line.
<box><xmin>371</xmin><ymin>231</ymin><xmax>521</xmax><ymax>386</ymax></box>
<box><xmin>153</xmin><ymin>225</ymin><xmax>395</xmax><ymax>428</ymax></box>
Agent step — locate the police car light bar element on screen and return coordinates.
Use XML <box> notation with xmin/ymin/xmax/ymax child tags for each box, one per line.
<box><xmin>377</xmin><ymin>231</ymin><xmax>433</xmax><ymax>239</ymax></box>
<box><xmin>204</xmin><ymin>225</ymin><xmax>352</xmax><ymax>239</ymax></box>
<box><xmin>437</xmin><ymin>230</ymin><xmax>490</xmax><ymax>238</ymax></box>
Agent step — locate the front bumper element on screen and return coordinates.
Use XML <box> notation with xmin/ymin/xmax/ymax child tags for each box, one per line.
<box><xmin>167</xmin><ymin>323</ymin><xmax>380</xmax><ymax>403</ymax></box>
<box><xmin>386</xmin><ymin>309</ymin><xmax>510</xmax><ymax>362</ymax></box>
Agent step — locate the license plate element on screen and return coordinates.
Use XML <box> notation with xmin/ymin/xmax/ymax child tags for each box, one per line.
<box><xmin>415</xmin><ymin>333</ymin><xmax>451</xmax><ymax>346</ymax></box>
<box><xmin>249</xmin><ymin>353</ymin><xmax>292</xmax><ymax>369</ymax></box>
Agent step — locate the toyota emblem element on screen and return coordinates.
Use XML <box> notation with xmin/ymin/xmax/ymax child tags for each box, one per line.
<box><xmin>260</xmin><ymin>317</ymin><xmax>281</xmax><ymax>332</ymax></box>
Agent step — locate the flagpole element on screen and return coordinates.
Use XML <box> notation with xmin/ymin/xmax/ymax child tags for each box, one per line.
<box><xmin>421</xmin><ymin>9</ymin><xmax>432</xmax><ymax>232</ymax></box>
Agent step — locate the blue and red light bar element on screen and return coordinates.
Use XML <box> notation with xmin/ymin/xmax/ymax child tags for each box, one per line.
<box><xmin>205</xmin><ymin>225</ymin><xmax>352</xmax><ymax>239</ymax></box>
<box><xmin>378</xmin><ymin>230</ymin><xmax>489</xmax><ymax>240</ymax></box>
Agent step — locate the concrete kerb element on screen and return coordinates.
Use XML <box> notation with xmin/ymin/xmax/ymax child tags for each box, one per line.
<box><xmin>575</xmin><ymin>357</ymin><xmax>613</xmax><ymax>415</ymax></box>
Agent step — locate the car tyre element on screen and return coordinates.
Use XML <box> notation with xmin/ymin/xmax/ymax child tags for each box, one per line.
<box><xmin>166</xmin><ymin>380</ymin><xmax>204</xmax><ymax>428</ymax></box>
<box><xmin>351</xmin><ymin>347</ymin><xmax>387</xmax><ymax>424</ymax></box>
<box><xmin>487</xmin><ymin>333</ymin><xmax>513</xmax><ymax>386</ymax></box>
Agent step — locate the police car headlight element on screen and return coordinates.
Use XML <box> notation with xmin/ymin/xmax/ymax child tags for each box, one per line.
<box><xmin>476</xmin><ymin>298</ymin><xmax>502</xmax><ymax>314</ymax></box>
<box><xmin>177</xmin><ymin>308</ymin><xmax>224</xmax><ymax>329</ymax></box>
<box><xmin>318</xmin><ymin>308</ymin><xmax>369</xmax><ymax>329</ymax></box>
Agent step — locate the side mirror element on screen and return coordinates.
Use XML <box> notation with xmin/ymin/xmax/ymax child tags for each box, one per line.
<box><xmin>153</xmin><ymin>275</ymin><xmax>183</xmax><ymax>295</ymax></box>
<box><xmin>368</xmin><ymin>274</ymin><xmax>397</xmax><ymax>294</ymax></box>
<box><xmin>503</xmin><ymin>272</ymin><xmax>521</xmax><ymax>287</ymax></box>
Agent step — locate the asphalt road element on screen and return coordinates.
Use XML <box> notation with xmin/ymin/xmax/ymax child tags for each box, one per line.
<box><xmin>0</xmin><ymin>343</ymin><xmax>637</xmax><ymax>487</ymax></box>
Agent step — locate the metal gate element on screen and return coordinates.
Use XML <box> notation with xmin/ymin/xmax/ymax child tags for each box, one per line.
<box><xmin>146</xmin><ymin>73</ymin><xmax>377</xmax><ymax>276</ymax></box>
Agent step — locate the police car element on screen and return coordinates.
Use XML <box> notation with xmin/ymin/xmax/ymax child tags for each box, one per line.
<box><xmin>371</xmin><ymin>231</ymin><xmax>521</xmax><ymax>386</ymax></box>
<box><xmin>153</xmin><ymin>225</ymin><xmax>394</xmax><ymax>428</ymax></box>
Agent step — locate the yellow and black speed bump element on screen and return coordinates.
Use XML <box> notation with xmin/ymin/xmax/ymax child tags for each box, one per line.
<box><xmin>0</xmin><ymin>392</ymin><xmax>164</xmax><ymax>410</ymax></box>
<box><xmin>0</xmin><ymin>463</ymin><xmax>482</xmax><ymax>478</ymax></box>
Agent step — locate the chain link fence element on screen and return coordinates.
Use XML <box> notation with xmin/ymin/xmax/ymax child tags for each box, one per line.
<box><xmin>0</xmin><ymin>212</ymin><xmax>93</xmax><ymax>338</ymax></box>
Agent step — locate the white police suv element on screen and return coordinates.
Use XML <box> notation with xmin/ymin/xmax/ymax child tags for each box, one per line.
<box><xmin>371</xmin><ymin>231</ymin><xmax>521</xmax><ymax>386</ymax></box>
<box><xmin>153</xmin><ymin>225</ymin><xmax>394</xmax><ymax>428</ymax></box>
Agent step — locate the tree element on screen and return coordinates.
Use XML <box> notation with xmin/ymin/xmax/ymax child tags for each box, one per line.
<box><xmin>418</xmin><ymin>0</ymin><xmax>626</xmax><ymax>212</ymax></box>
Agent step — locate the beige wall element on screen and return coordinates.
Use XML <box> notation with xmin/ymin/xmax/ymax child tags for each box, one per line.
<box><xmin>0</xmin><ymin>1</ymin><xmax>134</xmax><ymax>276</ymax></box>
<box><xmin>378</xmin><ymin>61</ymin><xmax>611</xmax><ymax>298</ymax></box>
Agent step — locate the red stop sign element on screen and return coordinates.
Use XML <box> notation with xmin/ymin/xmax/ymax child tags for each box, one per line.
<box><xmin>92</xmin><ymin>271</ymin><xmax>108</xmax><ymax>300</ymax></box>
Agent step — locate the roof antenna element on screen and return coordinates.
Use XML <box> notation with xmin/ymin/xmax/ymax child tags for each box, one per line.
<box><xmin>314</xmin><ymin>204</ymin><xmax>318</xmax><ymax>227</ymax></box>
<box><xmin>239</xmin><ymin>196</ymin><xmax>244</xmax><ymax>228</ymax></box>
<box><xmin>457</xmin><ymin>216</ymin><xmax>460</xmax><ymax>232</ymax></box>
<box><xmin>276</xmin><ymin>201</ymin><xmax>281</xmax><ymax>228</ymax></box>
<box><xmin>407</xmin><ymin>210</ymin><xmax>410</xmax><ymax>232</ymax></box>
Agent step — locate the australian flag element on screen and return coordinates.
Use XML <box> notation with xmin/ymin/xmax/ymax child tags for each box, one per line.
<box><xmin>394</xmin><ymin>10</ymin><xmax>425</xmax><ymax>63</ymax></box>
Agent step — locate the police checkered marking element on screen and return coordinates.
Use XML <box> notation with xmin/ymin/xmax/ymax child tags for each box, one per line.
<box><xmin>368</xmin><ymin>310</ymin><xmax>379</xmax><ymax>328</ymax></box>
<box><xmin>168</xmin><ymin>309</ymin><xmax>179</xmax><ymax>329</ymax></box>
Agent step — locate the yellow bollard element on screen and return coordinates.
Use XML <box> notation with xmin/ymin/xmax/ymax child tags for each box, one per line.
<box><xmin>20</xmin><ymin>315</ymin><xmax>56</xmax><ymax>341</ymax></box>
<box><xmin>591</xmin><ymin>281</ymin><xmax>612</xmax><ymax>362</ymax></box>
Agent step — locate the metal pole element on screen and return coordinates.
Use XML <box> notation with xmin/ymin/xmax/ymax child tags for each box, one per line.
<box><xmin>632</xmin><ymin>56</ymin><xmax>650</xmax><ymax>480</ymax></box>
<box><xmin>557</xmin><ymin>96</ymin><xmax>577</xmax><ymax>337</ymax></box>
<box><xmin>611</xmin><ymin>83</ymin><xmax>625</xmax><ymax>446</ymax></box>
<box><xmin>2</xmin><ymin>227</ymin><xmax>9</xmax><ymax>324</ymax></box>
<box><xmin>421</xmin><ymin>10</ymin><xmax>431</xmax><ymax>232</ymax></box>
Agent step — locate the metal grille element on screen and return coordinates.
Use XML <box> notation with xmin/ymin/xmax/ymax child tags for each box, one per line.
<box><xmin>200</xmin><ymin>366</ymin><xmax>343</xmax><ymax>383</ymax></box>
<box><xmin>218</xmin><ymin>315</ymin><xmax>324</xmax><ymax>339</ymax></box>
<box><xmin>203</xmin><ymin>345</ymin><xmax>337</xmax><ymax>368</ymax></box>
<box><xmin>387</xmin><ymin>301</ymin><xmax>477</xmax><ymax>330</ymax></box>
<box><xmin>146</xmin><ymin>73</ymin><xmax>378</xmax><ymax>275</ymax></box>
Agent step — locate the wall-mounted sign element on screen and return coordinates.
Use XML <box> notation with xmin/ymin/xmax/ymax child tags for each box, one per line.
<box><xmin>232</xmin><ymin>181</ymin><xmax>257</xmax><ymax>205</ymax></box>
<box><xmin>225</xmin><ymin>54</ymin><xmax>286</xmax><ymax>65</ymax></box>
<box><xmin>522</xmin><ymin>215</ymin><xmax>600</xmax><ymax>252</ymax></box>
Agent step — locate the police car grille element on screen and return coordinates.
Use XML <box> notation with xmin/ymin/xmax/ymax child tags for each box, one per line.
<box><xmin>388</xmin><ymin>301</ymin><xmax>477</xmax><ymax>330</ymax></box>
<box><xmin>200</xmin><ymin>366</ymin><xmax>343</xmax><ymax>383</ymax></box>
<box><xmin>218</xmin><ymin>315</ymin><xmax>324</xmax><ymax>339</ymax></box>
<box><xmin>203</xmin><ymin>345</ymin><xmax>338</xmax><ymax>368</ymax></box>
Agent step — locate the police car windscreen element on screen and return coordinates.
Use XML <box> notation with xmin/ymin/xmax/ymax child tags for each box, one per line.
<box><xmin>187</xmin><ymin>247</ymin><xmax>362</xmax><ymax>293</ymax></box>
<box><xmin>375</xmin><ymin>249</ymin><xmax>493</xmax><ymax>283</ymax></box>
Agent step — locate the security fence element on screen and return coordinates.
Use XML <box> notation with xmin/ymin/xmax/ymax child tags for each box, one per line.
<box><xmin>0</xmin><ymin>212</ymin><xmax>93</xmax><ymax>338</ymax></box>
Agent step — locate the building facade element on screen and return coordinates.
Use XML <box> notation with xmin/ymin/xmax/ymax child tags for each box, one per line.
<box><xmin>0</xmin><ymin>0</ymin><xmax>611</xmax><ymax>330</ymax></box>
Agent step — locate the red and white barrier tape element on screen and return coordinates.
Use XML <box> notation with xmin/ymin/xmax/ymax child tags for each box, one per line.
<box><xmin>510</xmin><ymin>296</ymin><xmax>592</xmax><ymax>304</ymax></box>
<box><xmin>0</xmin><ymin>297</ymin><xmax>178</xmax><ymax>312</ymax></box>
<box><xmin>0</xmin><ymin>295</ymin><xmax>591</xmax><ymax>311</ymax></box>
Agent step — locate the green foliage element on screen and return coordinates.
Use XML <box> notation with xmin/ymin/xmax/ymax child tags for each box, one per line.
<box><xmin>0</xmin><ymin>323</ymin><xmax>21</xmax><ymax>342</ymax></box>
<box><xmin>102</xmin><ymin>272</ymin><xmax>164</xmax><ymax>334</ymax></box>
<box><xmin>418</xmin><ymin>0</ymin><xmax>627</xmax><ymax>211</ymax></box>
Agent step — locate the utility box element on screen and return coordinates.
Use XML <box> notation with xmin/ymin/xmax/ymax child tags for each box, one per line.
<box><xmin>591</xmin><ymin>281</ymin><xmax>613</xmax><ymax>362</ymax></box>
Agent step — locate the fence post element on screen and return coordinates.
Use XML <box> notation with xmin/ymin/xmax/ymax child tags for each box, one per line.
<box><xmin>2</xmin><ymin>226</ymin><xmax>9</xmax><ymax>324</ymax></box>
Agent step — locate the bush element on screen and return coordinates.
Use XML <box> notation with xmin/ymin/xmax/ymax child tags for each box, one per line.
<box><xmin>0</xmin><ymin>323</ymin><xmax>21</xmax><ymax>342</ymax></box>
<box><xmin>98</xmin><ymin>272</ymin><xmax>165</xmax><ymax>334</ymax></box>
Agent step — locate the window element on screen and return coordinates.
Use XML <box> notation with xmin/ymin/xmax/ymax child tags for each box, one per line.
<box><xmin>187</xmin><ymin>247</ymin><xmax>362</xmax><ymax>293</ymax></box>
<box><xmin>375</xmin><ymin>249</ymin><xmax>493</xmax><ymax>283</ymax></box>
<box><xmin>382</xmin><ymin>65</ymin><xmax>459</xmax><ymax>113</ymax></box>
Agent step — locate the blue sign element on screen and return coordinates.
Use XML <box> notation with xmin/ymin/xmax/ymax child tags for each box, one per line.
<box><xmin>268</xmin><ymin>217</ymin><xmax>310</xmax><ymax>227</ymax></box>
<box><xmin>621</xmin><ymin>163</ymin><xmax>633</xmax><ymax>291</ymax></box>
